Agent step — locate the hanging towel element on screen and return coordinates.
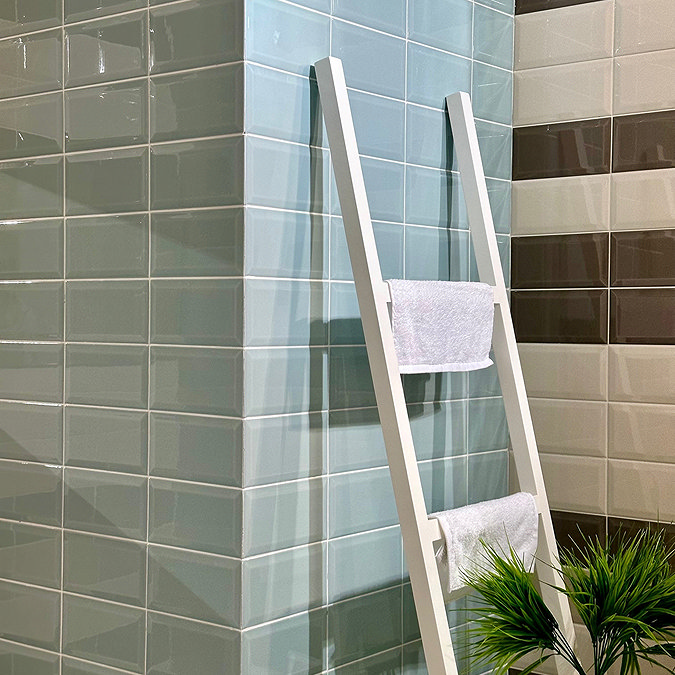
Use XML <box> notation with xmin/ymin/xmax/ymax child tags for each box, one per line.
<box><xmin>432</xmin><ymin>492</ymin><xmax>539</xmax><ymax>595</ymax></box>
<box><xmin>386</xmin><ymin>280</ymin><xmax>494</xmax><ymax>373</ymax></box>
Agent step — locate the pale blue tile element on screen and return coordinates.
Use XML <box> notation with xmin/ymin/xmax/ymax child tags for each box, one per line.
<box><xmin>328</xmin><ymin>527</ymin><xmax>402</xmax><ymax>602</ymax></box>
<box><xmin>332</xmin><ymin>21</ymin><xmax>405</xmax><ymax>99</ymax></box>
<box><xmin>473</xmin><ymin>4</ymin><xmax>513</xmax><ymax>69</ymax></box>
<box><xmin>486</xmin><ymin>178</ymin><xmax>511</xmax><ymax>235</ymax></box>
<box><xmin>408</xmin><ymin>0</ymin><xmax>472</xmax><ymax>55</ymax></box>
<box><xmin>329</xmin><ymin>346</ymin><xmax>375</xmax><ymax>410</ymax></box>
<box><xmin>0</xmin><ymin>401</ymin><xmax>62</xmax><ymax>463</ymax></box>
<box><xmin>405</xmin><ymin>226</ymin><xmax>470</xmax><ymax>281</ymax></box>
<box><xmin>243</xmin><ymin>542</ymin><xmax>325</xmax><ymax>626</ymax></box>
<box><xmin>333</xmin><ymin>0</ymin><xmax>405</xmax><ymax>36</ymax></box>
<box><xmin>407</xmin><ymin>43</ymin><xmax>471</xmax><ymax>109</ymax></box>
<box><xmin>468</xmin><ymin>450</ymin><xmax>508</xmax><ymax>503</ymax></box>
<box><xmin>476</xmin><ymin>0</ymin><xmax>514</xmax><ymax>13</ymax></box>
<box><xmin>406</xmin><ymin>104</ymin><xmax>457</xmax><ymax>172</ymax></box>
<box><xmin>329</xmin><ymin>283</ymin><xmax>363</xmax><ymax>345</ymax></box>
<box><xmin>329</xmin><ymin>467</ymin><xmax>397</xmax><ymax>538</ymax></box>
<box><xmin>245</xmin><ymin>208</ymin><xmax>328</xmax><ymax>279</ymax></box>
<box><xmin>241</xmin><ymin>609</ymin><xmax>325</xmax><ymax>675</ymax></box>
<box><xmin>468</xmin><ymin>358</ymin><xmax>501</xmax><ymax>398</ymax></box>
<box><xmin>419</xmin><ymin>455</ymin><xmax>468</xmax><ymax>513</ymax></box>
<box><xmin>0</xmin><ymin>157</ymin><xmax>63</xmax><ymax>218</ymax></box>
<box><xmin>246</xmin><ymin>136</ymin><xmax>329</xmax><ymax>213</ymax></box>
<box><xmin>349</xmin><ymin>89</ymin><xmax>405</xmax><ymax>162</ymax></box>
<box><xmin>244</xmin><ymin>412</ymin><xmax>326</xmax><ymax>486</ymax></box>
<box><xmin>468</xmin><ymin>397</ymin><xmax>508</xmax><ymax>453</ymax></box>
<box><xmin>0</xmin><ymin>344</ymin><xmax>63</xmax><ymax>403</ymax></box>
<box><xmin>245</xmin><ymin>279</ymin><xmax>328</xmax><ymax>346</ymax></box>
<box><xmin>359</xmin><ymin>157</ymin><xmax>404</xmax><ymax>222</ymax></box>
<box><xmin>243</xmin><ymin>478</ymin><xmax>326</xmax><ymax>555</ymax></box>
<box><xmin>410</xmin><ymin>400</ymin><xmax>466</xmax><ymax>460</ymax></box>
<box><xmin>405</xmin><ymin>166</ymin><xmax>467</xmax><ymax>229</ymax></box>
<box><xmin>476</xmin><ymin>120</ymin><xmax>511</xmax><ymax>180</ymax></box>
<box><xmin>401</xmin><ymin>369</ymin><xmax>466</xmax><ymax>405</ymax></box>
<box><xmin>245</xmin><ymin>65</ymin><xmax>324</xmax><ymax>147</ymax></box>
<box><xmin>150</xmin><ymin>346</ymin><xmax>243</xmax><ymax>416</ymax></box>
<box><xmin>244</xmin><ymin>347</ymin><xmax>327</xmax><ymax>416</ymax></box>
<box><xmin>246</xmin><ymin>0</ymin><xmax>329</xmax><ymax>77</ymax></box>
<box><xmin>331</xmin><ymin>218</ymin><xmax>403</xmax><ymax>281</ymax></box>
<box><xmin>472</xmin><ymin>62</ymin><xmax>513</xmax><ymax>126</ymax></box>
<box><xmin>149</xmin><ymin>478</ymin><xmax>241</xmax><ymax>556</ymax></box>
<box><xmin>403</xmin><ymin>584</ymin><xmax>467</xmax><ymax>641</ymax></box>
<box><xmin>0</xmin><ymin>521</ymin><xmax>60</xmax><ymax>588</ymax></box>
<box><xmin>402</xmin><ymin>640</ymin><xmax>427</xmax><ymax>673</ymax></box>
<box><xmin>329</xmin><ymin>408</ymin><xmax>386</xmax><ymax>474</ymax></box>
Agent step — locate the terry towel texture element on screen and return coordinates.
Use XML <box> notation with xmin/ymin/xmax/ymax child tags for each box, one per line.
<box><xmin>387</xmin><ymin>280</ymin><xmax>494</xmax><ymax>373</ymax></box>
<box><xmin>432</xmin><ymin>492</ymin><xmax>539</xmax><ymax>594</ymax></box>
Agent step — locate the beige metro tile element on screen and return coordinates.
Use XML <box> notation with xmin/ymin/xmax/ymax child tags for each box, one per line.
<box><xmin>541</xmin><ymin>454</ymin><xmax>606</xmax><ymax>514</ymax></box>
<box><xmin>615</xmin><ymin>0</ymin><xmax>675</xmax><ymax>56</ymax></box>
<box><xmin>614</xmin><ymin>49</ymin><xmax>675</xmax><ymax>115</ymax></box>
<box><xmin>608</xmin><ymin>459</ymin><xmax>675</xmax><ymax>521</ymax></box>
<box><xmin>609</xmin><ymin>345</ymin><xmax>675</xmax><ymax>404</ymax></box>
<box><xmin>611</xmin><ymin>168</ymin><xmax>675</xmax><ymax>230</ymax></box>
<box><xmin>609</xmin><ymin>402</ymin><xmax>675</xmax><ymax>463</ymax></box>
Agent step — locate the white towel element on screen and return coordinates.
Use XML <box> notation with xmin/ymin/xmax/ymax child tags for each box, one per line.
<box><xmin>432</xmin><ymin>492</ymin><xmax>539</xmax><ymax>594</ymax></box>
<box><xmin>387</xmin><ymin>280</ymin><xmax>494</xmax><ymax>373</ymax></box>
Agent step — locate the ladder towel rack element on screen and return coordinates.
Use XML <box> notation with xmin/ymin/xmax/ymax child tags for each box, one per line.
<box><xmin>314</xmin><ymin>55</ymin><xmax>575</xmax><ymax>675</ymax></box>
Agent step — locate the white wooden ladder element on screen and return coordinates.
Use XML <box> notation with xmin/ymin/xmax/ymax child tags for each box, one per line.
<box><xmin>314</xmin><ymin>56</ymin><xmax>575</xmax><ymax>675</ymax></box>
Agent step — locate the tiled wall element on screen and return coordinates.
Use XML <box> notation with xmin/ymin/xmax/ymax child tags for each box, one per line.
<box><xmin>512</xmin><ymin>0</ymin><xmax>675</xmax><ymax>548</ymax></box>
<box><xmin>0</xmin><ymin>0</ymin><xmax>513</xmax><ymax>673</ymax></box>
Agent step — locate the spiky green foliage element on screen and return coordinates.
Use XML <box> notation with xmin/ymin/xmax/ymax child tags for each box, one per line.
<box><xmin>463</xmin><ymin>528</ymin><xmax>675</xmax><ymax>675</ymax></box>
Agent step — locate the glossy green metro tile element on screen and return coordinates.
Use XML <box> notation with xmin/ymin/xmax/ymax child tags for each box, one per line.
<box><xmin>409</xmin><ymin>0</ymin><xmax>472</xmax><ymax>54</ymax></box>
<box><xmin>402</xmin><ymin>641</ymin><xmax>427</xmax><ymax>674</ymax></box>
<box><xmin>66</xmin><ymin>280</ymin><xmax>148</xmax><ymax>343</ymax></box>
<box><xmin>65</xmin><ymin>81</ymin><xmax>148</xmax><ymax>152</ymax></box>
<box><xmin>0</xmin><ymin>343</ymin><xmax>63</xmax><ymax>403</ymax></box>
<box><xmin>151</xmin><ymin>64</ymin><xmax>243</xmax><ymax>142</ymax></box>
<box><xmin>0</xmin><ymin>157</ymin><xmax>63</xmax><ymax>218</ymax></box>
<box><xmin>66</xmin><ymin>214</ymin><xmax>148</xmax><ymax>278</ymax></box>
<box><xmin>66</xmin><ymin>344</ymin><xmax>148</xmax><ymax>408</ymax></box>
<box><xmin>150</xmin><ymin>346</ymin><xmax>242</xmax><ymax>416</ymax></box>
<box><xmin>241</xmin><ymin>609</ymin><xmax>325</xmax><ymax>675</ymax></box>
<box><xmin>410</xmin><ymin>400</ymin><xmax>467</xmax><ymax>460</ymax></box>
<box><xmin>65</xmin><ymin>0</ymin><xmax>145</xmax><ymax>22</ymax></box>
<box><xmin>65</xmin><ymin>12</ymin><xmax>147</xmax><ymax>87</ymax></box>
<box><xmin>0</xmin><ymin>401</ymin><xmax>62</xmax><ymax>463</ymax></box>
<box><xmin>150</xmin><ymin>0</ymin><xmax>243</xmax><ymax>74</ymax></box>
<box><xmin>243</xmin><ymin>542</ymin><xmax>325</xmax><ymax>627</ymax></box>
<box><xmin>149</xmin><ymin>478</ymin><xmax>241</xmax><ymax>556</ymax></box>
<box><xmin>62</xmin><ymin>657</ymin><xmax>136</xmax><ymax>675</ymax></box>
<box><xmin>245</xmin><ymin>208</ymin><xmax>327</xmax><ymax>279</ymax></box>
<box><xmin>244</xmin><ymin>412</ymin><xmax>325</xmax><ymax>486</ymax></box>
<box><xmin>245</xmin><ymin>279</ymin><xmax>328</xmax><ymax>346</ymax></box>
<box><xmin>244</xmin><ymin>347</ymin><xmax>327</xmax><ymax>416</ymax></box>
<box><xmin>468</xmin><ymin>450</ymin><xmax>508</xmax><ymax>503</ymax></box>
<box><xmin>329</xmin><ymin>468</ymin><xmax>397</xmax><ymax>538</ymax></box>
<box><xmin>0</xmin><ymin>282</ymin><xmax>62</xmax><ymax>340</ymax></box>
<box><xmin>147</xmin><ymin>612</ymin><xmax>240</xmax><ymax>675</ymax></box>
<box><xmin>0</xmin><ymin>580</ymin><xmax>60</xmax><ymax>650</ymax></box>
<box><xmin>64</xmin><ymin>468</ymin><xmax>147</xmax><ymax>539</ymax></box>
<box><xmin>0</xmin><ymin>639</ymin><xmax>59</xmax><ymax>675</ymax></box>
<box><xmin>328</xmin><ymin>587</ymin><xmax>402</xmax><ymax>668</ymax></box>
<box><xmin>65</xmin><ymin>407</ymin><xmax>147</xmax><ymax>473</ymax></box>
<box><xmin>332</xmin><ymin>20</ymin><xmax>405</xmax><ymax>99</ymax></box>
<box><xmin>150</xmin><ymin>412</ymin><xmax>242</xmax><ymax>486</ymax></box>
<box><xmin>403</xmin><ymin>584</ymin><xmax>467</xmax><ymax>639</ymax></box>
<box><xmin>152</xmin><ymin>208</ymin><xmax>243</xmax><ymax>277</ymax></box>
<box><xmin>329</xmin><ymin>283</ymin><xmax>363</xmax><ymax>345</ymax></box>
<box><xmin>0</xmin><ymin>460</ymin><xmax>61</xmax><ymax>526</ymax></box>
<box><xmin>333</xmin><ymin>0</ymin><xmax>405</xmax><ymax>35</ymax></box>
<box><xmin>472</xmin><ymin>61</ymin><xmax>513</xmax><ymax>126</ymax></box>
<box><xmin>328</xmin><ymin>407</ymin><xmax>386</xmax><ymax>473</ymax></box>
<box><xmin>404</xmin><ymin>226</ymin><xmax>470</xmax><ymax>281</ymax></box>
<box><xmin>151</xmin><ymin>279</ymin><xmax>243</xmax><ymax>346</ymax></box>
<box><xmin>63</xmin><ymin>531</ymin><xmax>146</xmax><ymax>605</ymax></box>
<box><xmin>328</xmin><ymin>527</ymin><xmax>402</xmax><ymax>602</ymax></box>
<box><xmin>148</xmin><ymin>545</ymin><xmax>240</xmax><ymax>626</ymax></box>
<box><xmin>329</xmin><ymin>346</ymin><xmax>375</xmax><ymax>410</ymax></box>
<box><xmin>0</xmin><ymin>0</ymin><xmax>61</xmax><ymax>37</ymax></box>
<box><xmin>419</xmin><ymin>456</ymin><xmax>468</xmax><ymax>513</ymax></box>
<box><xmin>63</xmin><ymin>594</ymin><xmax>144</xmax><ymax>672</ymax></box>
<box><xmin>0</xmin><ymin>93</ymin><xmax>62</xmax><ymax>159</ymax></box>
<box><xmin>151</xmin><ymin>137</ymin><xmax>244</xmax><ymax>210</ymax></box>
<box><xmin>331</xmin><ymin>647</ymin><xmax>402</xmax><ymax>674</ymax></box>
<box><xmin>243</xmin><ymin>478</ymin><xmax>326</xmax><ymax>555</ymax></box>
<box><xmin>473</xmin><ymin>4</ymin><xmax>514</xmax><ymax>69</ymax></box>
<box><xmin>66</xmin><ymin>148</ymin><xmax>148</xmax><ymax>215</ymax></box>
<box><xmin>246</xmin><ymin>0</ymin><xmax>329</xmax><ymax>77</ymax></box>
<box><xmin>0</xmin><ymin>219</ymin><xmax>63</xmax><ymax>279</ymax></box>
<box><xmin>468</xmin><ymin>397</ymin><xmax>508</xmax><ymax>453</ymax></box>
<box><xmin>0</xmin><ymin>520</ymin><xmax>60</xmax><ymax>588</ymax></box>
<box><xmin>0</xmin><ymin>31</ymin><xmax>62</xmax><ymax>98</ymax></box>
<box><xmin>245</xmin><ymin>65</ymin><xmax>324</xmax><ymax>147</ymax></box>
<box><xmin>405</xmin><ymin>167</ymin><xmax>467</xmax><ymax>229</ymax></box>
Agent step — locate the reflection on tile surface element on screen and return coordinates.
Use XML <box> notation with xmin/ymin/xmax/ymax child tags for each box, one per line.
<box><xmin>516</xmin><ymin>0</ymin><xmax>605</xmax><ymax>13</ymax></box>
<box><xmin>611</xmin><ymin>230</ymin><xmax>675</xmax><ymax>286</ymax></box>
<box><xmin>611</xmin><ymin>289</ymin><xmax>675</xmax><ymax>344</ymax></box>
<box><xmin>613</xmin><ymin>111</ymin><xmax>675</xmax><ymax>173</ymax></box>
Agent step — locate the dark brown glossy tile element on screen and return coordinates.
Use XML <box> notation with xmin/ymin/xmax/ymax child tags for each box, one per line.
<box><xmin>608</xmin><ymin>517</ymin><xmax>675</xmax><ymax>571</ymax></box>
<box><xmin>551</xmin><ymin>510</ymin><xmax>606</xmax><ymax>554</ymax></box>
<box><xmin>611</xmin><ymin>230</ymin><xmax>675</xmax><ymax>287</ymax></box>
<box><xmin>511</xmin><ymin>290</ymin><xmax>608</xmax><ymax>343</ymax></box>
<box><xmin>516</xmin><ymin>0</ymin><xmax>604</xmax><ymax>14</ymax></box>
<box><xmin>513</xmin><ymin>119</ymin><xmax>611</xmax><ymax>180</ymax></box>
<box><xmin>512</xmin><ymin>234</ymin><xmax>608</xmax><ymax>290</ymax></box>
<box><xmin>610</xmin><ymin>289</ymin><xmax>675</xmax><ymax>344</ymax></box>
<box><xmin>613</xmin><ymin>111</ymin><xmax>675</xmax><ymax>173</ymax></box>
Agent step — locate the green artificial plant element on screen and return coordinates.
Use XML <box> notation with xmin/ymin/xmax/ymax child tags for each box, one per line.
<box><xmin>463</xmin><ymin>528</ymin><xmax>675</xmax><ymax>675</ymax></box>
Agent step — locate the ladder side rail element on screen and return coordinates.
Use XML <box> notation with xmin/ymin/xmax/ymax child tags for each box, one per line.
<box><xmin>315</xmin><ymin>56</ymin><xmax>457</xmax><ymax>675</ymax></box>
<box><xmin>446</xmin><ymin>92</ymin><xmax>576</xmax><ymax>657</ymax></box>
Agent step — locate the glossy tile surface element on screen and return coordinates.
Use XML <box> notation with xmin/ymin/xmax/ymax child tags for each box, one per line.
<box><xmin>0</xmin><ymin>93</ymin><xmax>62</xmax><ymax>159</ymax></box>
<box><xmin>0</xmin><ymin>282</ymin><xmax>62</xmax><ymax>340</ymax></box>
<box><xmin>516</xmin><ymin>0</ymin><xmax>605</xmax><ymax>12</ymax></box>
<box><xmin>65</xmin><ymin>0</ymin><xmax>145</xmax><ymax>22</ymax></box>
<box><xmin>0</xmin><ymin>460</ymin><xmax>61</xmax><ymax>526</ymax></box>
<box><xmin>0</xmin><ymin>344</ymin><xmax>63</xmax><ymax>403</ymax></box>
<box><xmin>609</xmin><ymin>345</ymin><xmax>675</xmax><ymax>404</ymax></box>
<box><xmin>611</xmin><ymin>169</ymin><xmax>675</xmax><ymax>230</ymax></box>
<box><xmin>608</xmin><ymin>459</ymin><xmax>675</xmax><ymax>521</ymax></box>
<box><xmin>615</xmin><ymin>50</ymin><xmax>675</xmax><ymax>115</ymax></box>
<box><xmin>613</xmin><ymin>111</ymin><xmax>675</xmax><ymax>173</ymax></box>
<box><xmin>611</xmin><ymin>289</ymin><xmax>675</xmax><ymax>344</ymax></box>
<box><xmin>0</xmin><ymin>31</ymin><xmax>62</xmax><ymax>98</ymax></box>
<box><xmin>0</xmin><ymin>0</ymin><xmax>61</xmax><ymax>37</ymax></box>
<box><xmin>0</xmin><ymin>219</ymin><xmax>63</xmax><ymax>279</ymax></box>
<box><xmin>609</xmin><ymin>402</ymin><xmax>675</xmax><ymax>463</ymax></box>
<box><xmin>541</xmin><ymin>453</ymin><xmax>606</xmax><ymax>514</ymax></box>
<box><xmin>408</xmin><ymin>0</ymin><xmax>472</xmax><ymax>55</ymax></box>
<box><xmin>0</xmin><ymin>521</ymin><xmax>60</xmax><ymax>588</ymax></box>
<box><xmin>615</xmin><ymin>0</ymin><xmax>675</xmax><ymax>56</ymax></box>
<box><xmin>0</xmin><ymin>401</ymin><xmax>62</xmax><ymax>463</ymax></box>
<box><xmin>0</xmin><ymin>157</ymin><xmax>63</xmax><ymax>218</ymax></box>
<box><xmin>611</xmin><ymin>230</ymin><xmax>675</xmax><ymax>286</ymax></box>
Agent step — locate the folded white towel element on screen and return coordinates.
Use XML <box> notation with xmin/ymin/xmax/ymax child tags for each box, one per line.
<box><xmin>432</xmin><ymin>492</ymin><xmax>539</xmax><ymax>594</ymax></box>
<box><xmin>387</xmin><ymin>280</ymin><xmax>494</xmax><ymax>373</ymax></box>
